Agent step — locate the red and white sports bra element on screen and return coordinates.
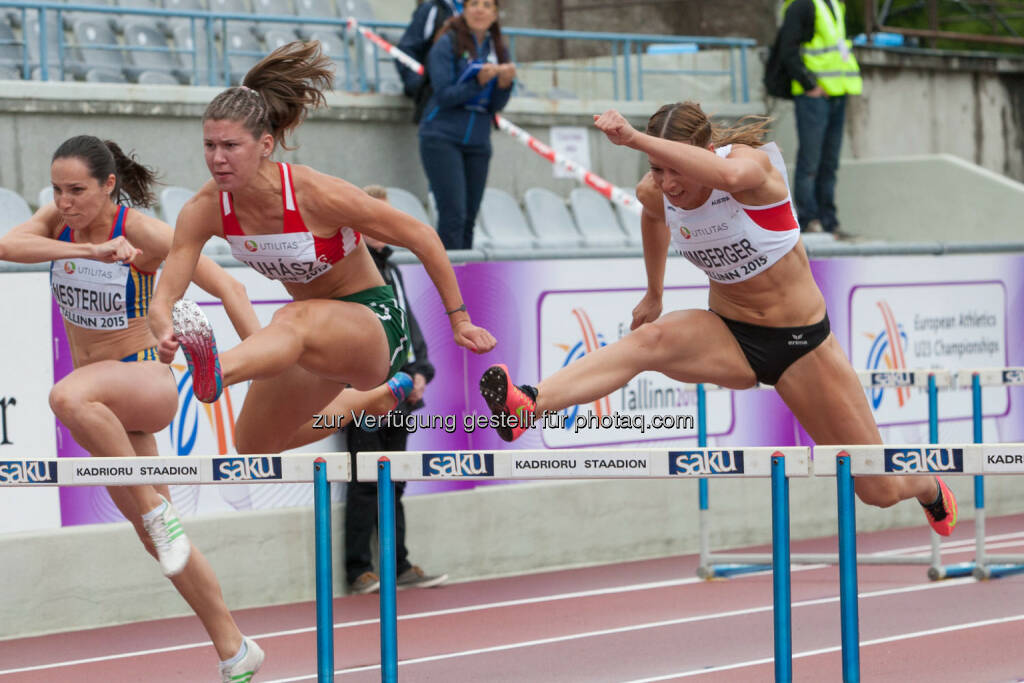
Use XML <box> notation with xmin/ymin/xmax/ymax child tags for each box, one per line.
<box><xmin>219</xmin><ymin>162</ymin><xmax>361</xmax><ymax>284</ymax></box>
<box><xmin>664</xmin><ymin>142</ymin><xmax>799</xmax><ymax>284</ymax></box>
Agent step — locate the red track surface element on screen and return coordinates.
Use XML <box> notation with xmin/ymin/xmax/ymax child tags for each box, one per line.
<box><xmin>3</xmin><ymin>514</ymin><xmax>1024</xmax><ymax>682</ymax></box>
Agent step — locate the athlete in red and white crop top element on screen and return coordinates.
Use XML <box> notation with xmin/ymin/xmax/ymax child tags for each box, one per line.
<box><xmin>219</xmin><ymin>162</ymin><xmax>361</xmax><ymax>284</ymax></box>
<box><xmin>664</xmin><ymin>142</ymin><xmax>799</xmax><ymax>283</ymax></box>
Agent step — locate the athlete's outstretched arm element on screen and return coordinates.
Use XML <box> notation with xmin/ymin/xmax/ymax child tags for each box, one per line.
<box><xmin>631</xmin><ymin>173</ymin><xmax>670</xmax><ymax>329</ymax></box>
<box><xmin>593</xmin><ymin>110</ymin><xmax>771</xmax><ymax>195</ymax></box>
<box><xmin>310</xmin><ymin>173</ymin><xmax>497</xmax><ymax>354</ymax></box>
<box><xmin>0</xmin><ymin>204</ymin><xmax>140</xmax><ymax>264</ymax></box>
<box><xmin>150</xmin><ymin>192</ymin><xmax>219</xmax><ymax>362</ymax></box>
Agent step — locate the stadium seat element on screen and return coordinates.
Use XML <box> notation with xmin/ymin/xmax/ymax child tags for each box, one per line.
<box><xmin>85</xmin><ymin>66</ymin><xmax>127</xmax><ymax>82</ymax></box>
<box><xmin>306</xmin><ymin>29</ymin><xmax>348</xmax><ymax>89</ymax></box>
<box><xmin>615</xmin><ymin>191</ymin><xmax>642</xmax><ymax>246</ymax></box>
<box><xmin>337</xmin><ymin>0</ymin><xmax>372</xmax><ymax>21</ymax></box>
<box><xmin>137</xmin><ymin>69</ymin><xmax>180</xmax><ymax>84</ymax></box>
<box><xmin>163</xmin><ymin>0</ymin><xmax>207</xmax><ymax>33</ymax></box>
<box><xmin>523</xmin><ymin>187</ymin><xmax>584</xmax><ymax>249</ymax></box>
<box><xmin>568</xmin><ymin>187</ymin><xmax>629</xmax><ymax>248</ymax></box>
<box><xmin>0</xmin><ymin>19</ymin><xmax>23</xmax><ymax>73</ymax></box>
<box><xmin>26</xmin><ymin>14</ymin><xmax>83</xmax><ymax>79</ymax></box>
<box><xmin>72</xmin><ymin>18</ymin><xmax>126</xmax><ymax>74</ymax></box>
<box><xmin>263</xmin><ymin>26</ymin><xmax>299</xmax><ymax>50</ymax></box>
<box><xmin>0</xmin><ymin>64</ymin><xmax>18</xmax><ymax>80</ymax></box>
<box><xmin>38</xmin><ymin>186</ymin><xmax>53</xmax><ymax>208</ymax></box>
<box><xmin>123</xmin><ymin>20</ymin><xmax>179</xmax><ymax>78</ymax></box>
<box><xmin>294</xmin><ymin>0</ymin><xmax>337</xmax><ymax>40</ymax></box>
<box><xmin>384</xmin><ymin>187</ymin><xmax>430</xmax><ymax>226</ymax></box>
<box><xmin>224</xmin><ymin>24</ymin><xmax>261</xmax><ymax>84</ymax></box>
<box><xmin>207</xmin><ymin>0</ymin><xmax>257</xmax><ymax>37</ymax></box>
<box><xmin>0</xmin><ymin>188</ymin><xmax>33</xmax><ymax>237</ymax></box>
<box><xmin>159</xmin><ymin>185</ymin><xmax>194</xmax><ymax>226</ymax></box>
<box><xmin>62</xmin><ymin>0</ymin><xmax>117</xmax><ymax>32</ymax></box>
<box><xmin>115</xmin><ymin>0</ymin><xmax>163</xmax><ymax>31</ymax></box>
<box><xmin>171</xmin><ymin>23</ymin><xmax>215</xmax><ymax>84</ymax></box>
<box><xmin>478</xmin><ymin>188</ymin><xmax>536</xmax><ymax>250</ymax></box>
<box><xmin>202</xmin><ymin>238</ymin><xmax>232</xmax><ymax>256</ymax></box>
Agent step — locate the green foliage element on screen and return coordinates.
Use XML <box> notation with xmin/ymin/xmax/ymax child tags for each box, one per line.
<box><xmin>850</xmin><ymin>0</ymin><xmax>1024</xmax><ymax>54</ymax></box>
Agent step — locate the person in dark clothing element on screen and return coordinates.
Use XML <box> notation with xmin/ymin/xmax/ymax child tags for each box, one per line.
<box><xmin>396</xmin><ymin>0</ymin><xmax>462</xmax><ymax>100</ymax></box>
<box><xmin>774</xmin><ymin>0</ymin><xmax>861</xmax><ymax>236</ymax></box>
<box><xmin>344</xmin><ymin>185</ymin><xmax>448</xmax><ymax>594</ymax></box>
<box><xmin>418</xmin><ymin>0</ymin><xmax>515</xmax><ymax>250</ymax></box>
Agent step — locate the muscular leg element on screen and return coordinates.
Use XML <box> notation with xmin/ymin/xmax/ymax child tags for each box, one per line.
<box><xmin>218</xmin><ymin>300</ymin><xmax>390</xmax><ymax>391</ymax></box>
<box><xmin>107</xmin><ymin>432</ymin><xmax>243</xmax><ymax>660</ymax></box>
<box><xmin>534</xmin><ymin>310</ymin><xmax>758</xmax><ymax>414</ymax></box>
<box><xmin>234</xmin><ymin>364</ymin><xmax>355</xmax><ymax>455</ymax></box>
<box><xmin>774</xmin><ymin>334</ymin><xmax>939</xmax><ymax>507</ymax></box>
<box><xmin>50</xmin><ymin>361</ymin><xmax>177</xmax><ymax>514</ymax></box>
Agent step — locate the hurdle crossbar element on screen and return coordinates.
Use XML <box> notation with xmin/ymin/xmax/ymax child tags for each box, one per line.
<box><xmin>359</xmin><ymin>447</ymin><xmax>809</xmax><ymax>683</ymax></box>
<box><xmin>0</xmin><ymin>454</ymin><xmax>350</xmax><ymax>683</ymax></box>
<box><xmin>814</xmin><ymin>441</ymin><xmax>1024</xmax><ymax>683</ymax></box>
<box><xmin>698</xmin><ymin>369</ymin><xmax>951</xmax><ymax>580</ymax></box>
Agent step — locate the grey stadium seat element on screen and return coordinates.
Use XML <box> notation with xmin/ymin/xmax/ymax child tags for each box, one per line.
<box><xmin>263</xmin><ymin>27</ymin><xmax>299</xmax><ymax>51</ymax></box>
<box><xmin>163</xmin><ymin>0</ymin><xmax>207</xmax><ymax>33</ymax></box>
<box><xmin>224</xmin><ymin>25</ymin><xmax>261</xmax><ymax>84</ymax></box>
<box><xmin>306</xmin><ymin>30</ymin><xmax>347</xmax><ymax>88</ymax></box>
<box><xmin>73</xmin><ymin>18</ymin><xmax>126</xmax><ymax>74</ymax></box>
<box><xmin>62</xmin><ymin>0</ymin><xmax>117</xmax><ymax>32</ymax></box>
<box><xmin>171</xmin><ymin>23</ymin><xmax>215</xmax><ymax>84</ymax></box>
<box><xmin>38</xmin><ymin>186</ymin><xmax>53</xmax><ymax>208</ymax></box>
<box><xmin>26</xmin><ymin>15</ymin><xmax>84</xmax><ymax>79</ymax></box>
<box><xmin>207</xmin><ymin>0</ymin><xmax>257</xmax><ymax>36</ymax></box>
<box><xmin>569</xmin><ymin>187</ymin><xmax>629</xmax><ymax>248</ymax></box>
<box><xmin>523</xmin><ymin>187</ymin><xmax>584</xmax><ymax>249</ymax></box>
<box><xmin>123</xmin><ymin>21</ymin><xmax>179</xmax><ymax>77</ymax></box>
<box><xmin>0</xmin><ymin>188</ymin><xmax>33</xmax><ymax>237</ymax></box>
<box><xmin>294</xmin><ymin>0</ymin><xmax>337</xmax><ymax>40</ymax></box>
<box><xmin>0</xmin><ymin>20</ymin><xmax>23</xmax><ymax>73</ymax></box>
<box><xmin>384</xmin><ymin>187</ymin><xmax>430</xmax><ymax>226</ymax></box>
<box><xmin>137</xmin><ymin>68</ymin><xmax>180</xmax><ymax>84</ymax></box>
<box><xmin>160</xmin><ymin>186</ymin><xmax>194</xmax><ymax>226</ymax></box>
<box><xmin>85</xmin><ymin>66</ymin><xmax>128</xmax><ymax>82</ymax></box>
<box><xmin>615</xmin><ymin>191</ymin><xmax>642</xmax><ymax>246</ymax></box>
<box><xmin>478</xmin><ymin>188</ymin><xmax>536</xmax><ymax>250</ymax></box>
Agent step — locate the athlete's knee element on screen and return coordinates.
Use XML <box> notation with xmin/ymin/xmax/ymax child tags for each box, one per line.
<box><xmin>269</xmin><ymin>302</ymin><xmax>309</xmax><ymax>329</ymax></box>
<box><xmin>855</xmin><ymin>477</ymin><xmax>903</xmax><ymax>508</ymax></box>
<box><xmin>48</xmin><ymin>380</ymin><xmax>83</xmax><ymax>421</ymax></box>
<box><xmin>626</xmin><ymin>321</ymin><xmax>672</xmax><ymax>365</ymax></box>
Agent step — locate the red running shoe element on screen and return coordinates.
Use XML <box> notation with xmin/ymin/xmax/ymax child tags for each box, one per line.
<box><xmin>172</xmin><ymin>299</ymin><xmax>223</xmax><ymax>404</ymax></box>
<box><xmin>479</xmin><ymin>364</ymin><xmax>537</xmax><ymax>442</ymax></box>
<box><xmin>924</xmin><ymin>477</ymin><xmax>958</xmax><ymax>537</ymax></box>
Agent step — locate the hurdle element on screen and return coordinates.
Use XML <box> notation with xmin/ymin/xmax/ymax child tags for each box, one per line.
<box><xmin>696</xmin><ymin>369</ymin><xmax>952</xmax><ymax>580</ymax></box>
<box><xmin>0</xmin><ymin>454</ymin><xmax>349</xmax><ymax>683</ymax></box>
<box><xmin>358</xmin><ymin>446</ymin><xmax>810</xmax><ymax>683</ymax></box>
<box><xmin>814</xmin><ymin>441</ymin><xmax>1024</xmax><ymax>681</ymax></box>
<box><xmin>937</xmin><ymin>368</ymin><xmax>1024</xmax><ymax>580</ymax></box>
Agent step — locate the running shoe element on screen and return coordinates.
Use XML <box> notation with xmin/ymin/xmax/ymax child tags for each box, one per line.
<box><xmin>387</xmin><ymin>372</ymin><xmax>413</xmax><ymax>409</ymax></box>
<box><xmin>397</xmin><ymin>565</ymin><xmax>448</xmax><ymax>590</ymax></box>
<box><xmin>172</xmin><ymin>299</ymin><xmax>223</xmax><ymax>403</ymax></box>
<box><xmin>479</xmin><ymin>364</ymin><xmax>537</xmax><ymax>442</ymax></box>
<box><xmin>141</xmin><ymin>495</ymin><xmax>191</xmax><ymax>577</ymax></box>
<box><xmin>219</xmin><ymin>636</ymin><xmax>264</xmax><ymax>683</ymax></box>
<box><xmin>923</xmin><ymin>476</ymin><xmax>958</xmax><ymax>537</ymax></box>
<box><xmin>348</xmin><ymin>571</ymin><xmax>380</xmax><ymax>595</ymax></box>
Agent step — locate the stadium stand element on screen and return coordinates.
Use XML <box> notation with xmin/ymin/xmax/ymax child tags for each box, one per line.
<box><xmin>0</xmin><ymin>188</ymin><xmax>33</xmax><ymax>237</ymax></box>
<box><xmin>159</xmin><ymin>186</ymin><xmax>194</xmax><ymax>227</ymax></box>
<box><xmin>170</xmin><ymin>23</ymin><xmax>215</xmax><ymax>83</ymax></box>
<box><xmin>478</xmin><ymin>188</ymin><xmax>536</xmax><ymax>250</ymax></box>
<box><xmin>263</xmin><ymin>26</ymin><xmax>300</xmax><ymax>51</ymax></box>
<box><xmin>123</xmin><ymin>20</ymin><xmax>180</xmax><ymax>80</ymax></box>
<box><xmin>72</xmin><ymin>17</ymin><xmax>126</xmax><ymax>78</ymax></box>
<box><xmin>0</xmin><ymin>18</ymin><xmax>21</xmax><ymax>72</ymax></box>
<box><xmin>224</xmin><ymin>24</ymin><xmax>261</xmax><ymax>84</ymax></box>
<box><xmin>523</xmin><ymin>186</ymin><xmax>584</xmax><ymax>249</ymax></box>
<box><xmin>163</xmin><ymin>0</ymin><xmax>207</xmax><ymax>33</ymax></box>
<box><xmin>26</xmin><ymin>13</ymin><xmax>84</xmax><ymax>79</ymax></box>
<box><xmin>568</xmin><ymin>187</ymin><xmax>630</xmax><ymax>248</ymax></box>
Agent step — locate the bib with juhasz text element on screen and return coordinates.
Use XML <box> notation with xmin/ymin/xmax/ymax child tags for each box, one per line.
<box><xmin>226</xmin><ymin>232</ymin><xmax>332</xmax><ymax>284</ymax></box>
<box><xmin>50</xmin><ymin>258</ymin><xmax>129</xmax><ymax>329</ymax></box>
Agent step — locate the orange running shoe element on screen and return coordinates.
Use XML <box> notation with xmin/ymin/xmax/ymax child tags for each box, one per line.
<box><xmin>923</xmin><ymin>476</ymin><xmax>958</xmax><ymax>537</ymax></box>
<box><xmin>479</xmin><ymin>364</ymin><xmax>537</xmax><ymax>442</ymax></box>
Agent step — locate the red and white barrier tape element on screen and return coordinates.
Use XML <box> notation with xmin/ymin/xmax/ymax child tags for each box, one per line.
<box><xmin>344</xmin><ymin>18</ymin><xmax>642</xmax><ymax>216</ymax></box>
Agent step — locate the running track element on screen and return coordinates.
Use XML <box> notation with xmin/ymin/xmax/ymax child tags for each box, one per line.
<box><xmin>3</xmin><ymin>514</ymin><xmax>1024</xmax><ymax>682</ymax></box>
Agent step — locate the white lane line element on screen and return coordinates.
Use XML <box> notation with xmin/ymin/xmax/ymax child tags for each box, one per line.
<box><xmin>623</xmin><ymin>613</ymin><xmax>1024</xmax><ymax>681</ymax></box>
<box><xmin>262</xmin><ymin>578</ymin><xmax>977</xmax><ymax>682</ymax></box>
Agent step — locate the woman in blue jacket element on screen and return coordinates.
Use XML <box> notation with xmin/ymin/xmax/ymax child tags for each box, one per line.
<box><xmin>419</xmin><ymin>0</ymin><xmax>515</xmax><ymax>250</ymax></box>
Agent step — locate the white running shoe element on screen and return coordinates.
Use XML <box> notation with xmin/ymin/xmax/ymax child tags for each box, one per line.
<box><xmin>142</xmin><ymin>495</ymin><xmax>191</xmax><ymax>577</ymax></box>
<box><xmin>171</xmin><ymin>299</ymin><xmax>223</xmax><ymax>403</ymax></box>
<box><xmin>220</xmin><ymin>636</ymin><xmax>265</xmax><ymax>683</ymax></box>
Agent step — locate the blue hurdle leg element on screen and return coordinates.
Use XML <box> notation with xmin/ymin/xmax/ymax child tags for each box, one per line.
<box><xmin>313</xmin><ymin>459</ymin><xmax>335</xmax><ymax>683</ymax></box>
<box><xmin>771</xmin><ymin>456</ymin><xmax>792</xmax><ymax>682</ymax></box>
<box><xmin>378</xmin><ymin>457</ymin><xmax>398</xmax><ymax>683</ymax></box>
<box><xmin>837</xmin><ymin>455</ymin><xmax>860</xmax><ymax>683</ymax></box>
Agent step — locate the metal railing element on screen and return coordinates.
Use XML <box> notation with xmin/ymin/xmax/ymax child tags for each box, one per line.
<box><xmin>0</xmin><ymin>1</ymin><xmax>755</xmax><ymax>101</ymax></box>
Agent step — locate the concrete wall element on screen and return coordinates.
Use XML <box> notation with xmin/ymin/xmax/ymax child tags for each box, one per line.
<box><xmin>3</xmin><ymin>471</ymin><xmax>1023</xmax><ymax>639</ymax></box>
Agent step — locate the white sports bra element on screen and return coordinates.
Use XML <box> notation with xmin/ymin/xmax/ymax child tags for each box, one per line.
<box><xmin>663</xmin><ymin>142</ymin><xmax>799</xmax><ymax>283</ymax></box>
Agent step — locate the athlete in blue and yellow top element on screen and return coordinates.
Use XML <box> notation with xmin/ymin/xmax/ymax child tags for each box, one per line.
<box><xmin>0</xmin><ymin>135</ymin><xmax>267</xmax><ymax>681</ymax></box>
<box><xmin>480</xmin><ymin>103</ymin><xmax>957</xmax><ymax>538</ymax></box>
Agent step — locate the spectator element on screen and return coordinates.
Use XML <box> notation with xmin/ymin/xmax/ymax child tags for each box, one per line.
<box><xmin>418</xmin><ymin>0</ymin><xmax>515</xmax><ymax>250</ymax></box>
<box><xmin>396</xmin><ymin>0</ymin><xmax>462</xmax><ymax>112</ymax></box>
<box><xmin>346</xmin><ymin>185</ymin><xmax>448</xmax><ymax>595</ymax></box>
<box><xmin>775</xmin><ymin>0</ymin><xmax>861</xmax><ymax>236</ymax></box>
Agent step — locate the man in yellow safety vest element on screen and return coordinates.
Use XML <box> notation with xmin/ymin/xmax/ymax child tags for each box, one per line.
<box><xmin>777</xmin><ymin>0</ymin><xmax>862</xmax><ymax>237</ymax></box>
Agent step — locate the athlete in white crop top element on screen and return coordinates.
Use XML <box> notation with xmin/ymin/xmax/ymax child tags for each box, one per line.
<box><xmin>149</xmin><ymin>41</ymin><xmax>495</xmax><ymax>461</ymax></box>
<box><xmin>479</xmin><ymin>102</ymin><xmax>956</xmax><ymax>536</ymax></box>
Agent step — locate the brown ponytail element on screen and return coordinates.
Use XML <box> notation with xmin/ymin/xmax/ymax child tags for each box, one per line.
<box><xmin>203</xmin><ymin>41</ymin><xmax>334</xmax><ymax>151</ymax></box>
